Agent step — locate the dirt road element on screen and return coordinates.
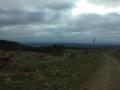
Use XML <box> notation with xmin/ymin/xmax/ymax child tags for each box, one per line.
<box><xmin>86</xmin><ymin>54</ymin><xmax>120</xmax><ymax>90</ymax></box>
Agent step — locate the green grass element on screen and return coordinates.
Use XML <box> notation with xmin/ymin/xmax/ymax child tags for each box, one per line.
<box><xmin>0</xmin><ymin>49</ymin><xmax>104</xmax><ymax>90</ymax></box>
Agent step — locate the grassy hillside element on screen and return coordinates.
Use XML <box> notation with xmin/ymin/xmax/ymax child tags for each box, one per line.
<box><xmin>0</xmin><ymin>49</ymin><xmax>104</xmax><ymax>90</ymax></box>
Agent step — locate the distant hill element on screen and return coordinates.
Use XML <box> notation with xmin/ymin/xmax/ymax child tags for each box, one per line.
<box><xmin>0</xmin><ymin>40</ymin><xmax>64</xmax><ymax>53</ymax></box>
<box><xmin>0</xmin><ymin>40</ymin><xmax>19</xmax><ymax>46</ymax></box>
<box><xmin>1</xmin><ymin>40</ymin><xmax>120</xmax><ymax>52</ymax></box>
<box><xmin>0</xmin><ymin>40</ymin><xmax>31</xmax><ymax>50</ymax></box>
<box><xmin>28</xmin><ymin>42</ymin><xmax>120</xmax><ymax>49</ymax></box>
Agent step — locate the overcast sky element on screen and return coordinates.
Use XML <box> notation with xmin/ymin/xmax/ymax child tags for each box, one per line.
<box><xmin>0</xmin><ymin>0</ymin><xmax>120</xmax><ymax>44</ymax></box>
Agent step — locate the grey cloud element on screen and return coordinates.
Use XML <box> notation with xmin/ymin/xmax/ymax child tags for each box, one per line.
<box><xmin>0</xmin><ymin>0</ymin><xmax>75</xmax><ymax>27</ymax></box>
<box><xmin>0</xmin><ymin>0</ymin><xmax>120</xmax><ymax>43</ymax></box>
<box><xmin>88</xmin><ymin>0</ymin><xmax>120</xmax><ymax>7</ymax></box>
<box><xmin>0</xmin><ymin>0</ymin><xmax>74</xmax><ymax>27</ymax></box>
<box><xmin>1</xmin><ymin>13</ymin><xmax>120</xmax><ymax>41</ymax></box>
<box><xmin>0</xmin><ymin>0</ymin><xmax>74</xmax><ymax>11</ymax></box>
<box><xmin>70</xmin><ymin>13</ymin><xmax>120</xmax><ymax>33</ymax></box>
<box><xmin>0</xmin><ymin>10</ymin><xmax>62</xmax><ymax>27</ymax></box>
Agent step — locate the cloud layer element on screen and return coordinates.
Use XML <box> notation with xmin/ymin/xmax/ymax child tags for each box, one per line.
<box><xmin>0</xmin><ymin>0</ymin><xmax>120</xmax><ymax>44</ymax></box>
<box><xmin>0</xmin><ymin>0</ymin><xmax>74</xmax><ymax>11</ymax></box>
<box><xmin>88</xmin><ymin>0</ymin><xmax>120</xmax><ymax>7</ymax></box>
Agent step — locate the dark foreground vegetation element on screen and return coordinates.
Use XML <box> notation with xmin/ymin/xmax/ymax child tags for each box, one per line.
<box><xmin>0</xmin><ymin>40</ymin><xmax>109</xmax><ymax>90</ymax></box>
<box><xmin>0</xmin><ymin>49</ymin><xmax>105</xmax><ymax>90</ymax></box>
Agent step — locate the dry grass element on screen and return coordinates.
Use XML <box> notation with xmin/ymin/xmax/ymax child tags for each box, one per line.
<box><xmin>0</xmin><ymin>49</ymin><xmax>104</xmax><ymax>90</ymax></box>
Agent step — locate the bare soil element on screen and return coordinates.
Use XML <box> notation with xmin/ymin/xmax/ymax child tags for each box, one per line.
<box><xmin>86</xmin><ymin>54</ymin><xmax>120</xmax><ymax>90</ymax></box>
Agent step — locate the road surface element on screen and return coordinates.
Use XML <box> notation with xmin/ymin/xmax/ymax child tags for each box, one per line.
<box><xmin>86</xmin><ymin>54</ymin><xmax>120</xmax><ymax>90</ymax></box>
